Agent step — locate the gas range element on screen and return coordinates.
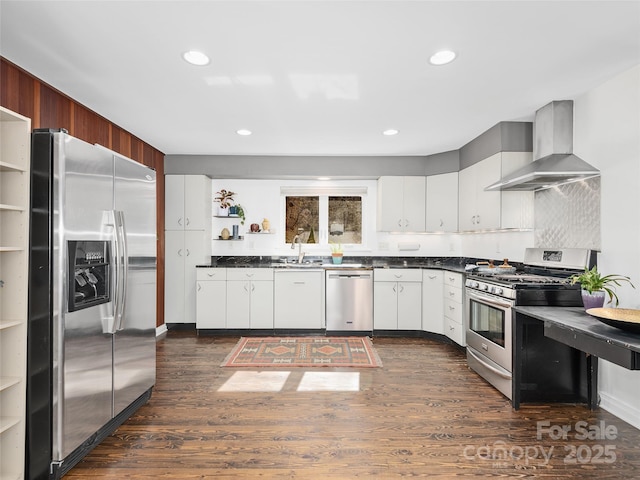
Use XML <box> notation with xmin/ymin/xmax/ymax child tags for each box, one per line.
<box><xmin>465</xmin><ymin>248</ymin><xmax>596</xmax><ymax>304</ymax></box>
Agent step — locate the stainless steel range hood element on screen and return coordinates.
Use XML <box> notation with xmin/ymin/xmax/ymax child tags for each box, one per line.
<box><xmin>485</xmin><ymin>100</ymin><xmax>599</xmax><ymax>191</ymax></box>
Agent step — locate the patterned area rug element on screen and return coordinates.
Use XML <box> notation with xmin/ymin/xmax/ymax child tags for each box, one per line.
<box><xmin>221</xmin><ymin>337</ymin><xmax>383</xmax><ymax>368</ymax></box>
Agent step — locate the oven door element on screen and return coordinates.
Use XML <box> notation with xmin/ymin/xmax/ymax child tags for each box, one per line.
<box><xmin>465</xmin><ymin>288</ymin><xmax>513</xmax><ymax>371</ymax></box>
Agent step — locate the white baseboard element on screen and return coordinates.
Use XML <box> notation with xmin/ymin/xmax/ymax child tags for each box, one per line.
<box><xmin>599</xmin><ymin>391</ymin><xmax>640</xmax><ymax>431</ymax></box>
<box><xmin>155</xmin><ymin>323</ymin><xmax>168</xmax><ymax>337</ymax></box>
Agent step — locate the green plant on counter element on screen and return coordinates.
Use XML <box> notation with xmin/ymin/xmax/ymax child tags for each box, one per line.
<box><xmin>330</xmin><ymin>243</ymin><xmax>343</xmax><ymax>254</ymax></box>
<box><xmin>569</xmin><ymin>266</ymin><xmax>635</xmax><ymax>306</ymax></box>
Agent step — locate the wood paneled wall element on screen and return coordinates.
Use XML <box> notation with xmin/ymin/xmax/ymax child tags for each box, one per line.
<box><xmin>1</xmin><ymin>57</ymin><xmax>165</xmax><ymax>327</ymax></box>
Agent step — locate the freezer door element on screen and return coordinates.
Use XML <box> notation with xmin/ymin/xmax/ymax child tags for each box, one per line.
<box><xmin>113</xmin><ymin>154</ymin><xmax>156</xmax><ymax>415</ymax></box>
<box><xmin>52</xmin><ymin>133</ymin><xmax>115</xmax><ymax>460</ymax></box>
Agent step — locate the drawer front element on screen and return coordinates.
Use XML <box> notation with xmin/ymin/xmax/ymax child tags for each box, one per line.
<box><xmin>374</xmin><ymin>268</ymin><xmax>422</xmax><ymax>282</ymax></box>
<box><xmin>444</xmin><ymin>316</ymin><xmax>466</xmax><ymax>346</ymax></box>
<box><xmin>196</xmin><ymin>268</ymin><xmax>226</xmax><ymax>281</ymax></box>
<box><xmin>227</xmin><ymin>268</ymin><xmax>273</xmax><ymax>281</ymax></box>
<box><xmin>443</xmin><ymin>298</ymin><xmax>464</xmax><ymax>324</ymax></box>
<box><xmin>443</xmin><ymin>272</ymin><xmax>463</xmax><ymax>288</ymax></box>
<box><xmin>443</xmin><ymin>285</ymin><xmax>463</xmax><ymax>304</ymax></box>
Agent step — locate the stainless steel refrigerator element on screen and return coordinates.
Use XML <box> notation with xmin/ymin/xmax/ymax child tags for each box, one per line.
<box><xmin>26</xmin><ymin>129</ymin><xmax>157</xmax><ymax>479</ymax></box>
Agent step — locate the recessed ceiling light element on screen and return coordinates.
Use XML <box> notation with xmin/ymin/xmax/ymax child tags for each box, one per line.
<box><xmin>317</xmin><ymin>177</ymin><xmax>331</xmax><ymax>181</ymax></box>
<box><xmin>383</xmin><ymin>129</ymin><xmax>399</xmax><ymax>136</ymax></box>
<box><xmin>236</xmin><ymin>129</ymin><xmax>252</xmax><ymax>136</ymax></box>
<box><xmin>429</xmin><ymin>50</ymin><xmax>456</xmax><ymax>66</ymax></box>
<box><xmin>182</xmin><ymin>50</ymin><xmax>210</xmax><ymax>66</ymax></box>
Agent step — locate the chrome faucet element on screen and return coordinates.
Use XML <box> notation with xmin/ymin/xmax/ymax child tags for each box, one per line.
<box><xmin>291</xmin><ymin>228</ymin><xmax>306</xmax><ymax>263</ymax></box>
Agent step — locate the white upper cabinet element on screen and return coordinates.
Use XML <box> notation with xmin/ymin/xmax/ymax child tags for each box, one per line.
<box><xmin>425</xmin><ymin>172</ymin><xmax>458</xmax><ymax>232</ymax></box>
<box><xmin>165</xmin><ymin>175</ymin><xmax>212</xmax><ymax>231</ymax></box>
<box><xmin>377</xmin><ymin>176</ymin><xmax>426</xmax><ymax>232</ymax></box>
<box><xmin>458</xmin><ymin>152</ymin><xmax>533</xmax><ymax>231</ymax></box>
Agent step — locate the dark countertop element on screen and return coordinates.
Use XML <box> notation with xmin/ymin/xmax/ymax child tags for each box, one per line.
<box><xmin>197</xmin><ymin>256</ymin><xmax>473</xmax><ymax>274</ymax></box>
<box><xmin>514</xmin><ymin>306</ymin><xmax>640</xmax><ymax>361</ymax></box>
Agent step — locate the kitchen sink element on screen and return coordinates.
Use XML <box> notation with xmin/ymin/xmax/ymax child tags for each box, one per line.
<box><xmin>270</xmin><ymin>261</ymin><xmax>365</xmax><ymax>269</ymax></box>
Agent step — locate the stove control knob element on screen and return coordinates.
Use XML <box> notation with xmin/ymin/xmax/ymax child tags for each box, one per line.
<box><xmin>495</xmin><ymin>287</ymin><xmax>503</xmax><ymax>295</ymax></box>
<box><xmin>471</xmin><ymin>281</ymin><xmax>480</xmax><ymax>288</ymax></box>
<box><xmin>481</xmin><ymin>284</ymin><xmax>489</xmax><ymax>291</ymax></box>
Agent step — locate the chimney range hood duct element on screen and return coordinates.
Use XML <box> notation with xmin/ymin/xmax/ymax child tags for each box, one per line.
<box><xmin>485</xmin><ymin>100</ymin><xmax>599</xmax><ymax>191</ymax></box>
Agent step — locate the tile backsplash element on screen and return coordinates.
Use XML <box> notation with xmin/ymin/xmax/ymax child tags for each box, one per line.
<box><xmin>534</xmin><ymin>176</ymin><xmax>601</xmax><ymax>250</ymax></box>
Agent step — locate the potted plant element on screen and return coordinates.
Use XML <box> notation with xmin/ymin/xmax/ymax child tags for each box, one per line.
<box><xmin>330</xmin><ymin>243</ymin><xmax>343</xmax><ymax>264</ymax></box>
<box><xmin>569</xmin><ymin>266</ymin><xmax>635</xmax><ymax>309</ymax></box>
<box><xmin>214</xmin><ymin>189</ymin><xmax>235</xmax><ymax>216</ymax></box>
<box><xmin>235</xmin><ymin>204</ymin><xmax>246</xmax><ymax>225</ymax></box>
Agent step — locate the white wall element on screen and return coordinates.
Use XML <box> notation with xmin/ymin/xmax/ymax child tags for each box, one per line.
<box><xmin>574</xmin><ymin>64</ymin><xmax>640</xmax><ymax>429</ymax></box>
<box><xmin>210</xmin><ymin>178</ymin><xmax>460</xmax><ymax>259</ymax></box>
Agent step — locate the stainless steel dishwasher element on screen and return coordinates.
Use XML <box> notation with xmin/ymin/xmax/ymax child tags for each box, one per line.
<box><xmin>325</xmin><ymin>268</ymin><xmax>373</xmax><ymax>333</ymax></box>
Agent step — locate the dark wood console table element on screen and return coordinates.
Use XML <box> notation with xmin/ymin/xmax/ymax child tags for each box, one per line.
<box><xmin>512</xmin><ymin>306</ymin><xmax>640</xmax><ymax>410</ymax></box>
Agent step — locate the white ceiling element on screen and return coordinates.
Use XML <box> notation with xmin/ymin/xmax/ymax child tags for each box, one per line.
<box><xmin>1</xmin><ymin>1</ymin><xmax>639</xmax><ymax>157</ymax></box>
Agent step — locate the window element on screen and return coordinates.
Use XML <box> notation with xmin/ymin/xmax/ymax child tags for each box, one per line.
<box><xmin>283</xmin><ymin>187</ymin><xmax>365</xmax><ymax>247</ymax></box>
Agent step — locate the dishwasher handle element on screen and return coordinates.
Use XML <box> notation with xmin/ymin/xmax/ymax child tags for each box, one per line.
<box><xmin>328</xmin><ymin>273</ymin><xmax>372</xmax><ymax>279</ymax></box>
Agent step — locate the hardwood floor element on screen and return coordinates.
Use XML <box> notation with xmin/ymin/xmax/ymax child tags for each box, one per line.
<box><xmin>67</xmin><ymin>331</ymin><xmax>640</xmax><ymax>478</ymax></box>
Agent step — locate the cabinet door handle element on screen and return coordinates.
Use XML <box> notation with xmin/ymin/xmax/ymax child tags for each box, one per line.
<box><xmin>244</xmin><ymin>284</ymin><xmax>249</xmax><ymax>292</ymax></box>
<box><xmin>399</xmin><ymin>284</ymin><xmax>404</xmax><ymax>293</ymax></box>
<box><xmin>428</xmin><ymin>275</ymin><xmax>437</xmax><ymax>279</ymax></box>
<box><xmin>207</xmin><ymin>273</ymin><xmax>215</xmax><ymax>277</ymax></box>
<box><xmin>404</xmin><ymin>219</ymin><xmax>409</xmax><ymax>228</ymax></box>
<box><xmin>449</xmin><ymin>291</ymin><xmax>456</xmax><ymax>296</ymax></box>
<box><xmin>449</xmin><ymin>305</ymin><xmax>456</xmax><ymax>311</ymax></box>
<box><xmin>398</xmin><ymin>219</ymin><xmax>402</xmax><ymax>227</ymax></box>
<box><xmin>440</xmin><ymin>219</ymin><xmax>444</xmax><ymax>227</ymax></box>
<box><xmin>293</xmin><ymin>281</ymin><xmax>305</xmax><ymax>285</ymax></box>
<box><xmin>246</xmin><ymin>273</ymin><xmax>254</xmax><ymax>278</ymax></box>
<box><xmin>178</xmin><ymin>217</ymin><xmax>183</xmax><ymax>226</ymax></box>
<box><xmin>186</xmin><ymin>249</ymin><xmax>190</xmax><ymax>256</ymax></box>
<box><xmin>449</xmin><ymin>325</ymin><xmax>456</xmax><ymax>331</ymax></box>
<box><xmin>392</xmin><ymin>285</ymin><xmax>397</xmax><ymax>293</ymax></box>
<box><xmin>186</xmin><ymin>217</ymin><xmax>190</xmax><ymax>226</ymax></box>
<box><xmin>197</xmin><ymin>283</ymin><xmax>201</xmax><ymax>291</ymax></box>
<box><xmin>476</xmin><ymin>215</ymin><xmax>480</xmax><ymax>224</ymax></box>
<box><xmin>251</xmin><ymin>284</ymin><xmax>255</xmax><ymax>292</ymax></box>
<box><xmin>178</xmin><ymin>249</ymin><xmax>183</xmax><ymax>257</ymax></box>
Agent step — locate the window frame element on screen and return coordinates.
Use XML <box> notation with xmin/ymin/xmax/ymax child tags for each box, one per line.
<box><xmin>280</xmin><ymin>186</ymin><xmax>369</xmax><ymax>251</ymax></box>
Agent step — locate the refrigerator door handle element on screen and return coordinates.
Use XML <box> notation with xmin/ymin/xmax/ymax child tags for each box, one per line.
<box><xmin>115</xmin><ymin>210</ymin><xmax>129</xmax><ymax>331</ymax></box>
<box><xmin>101</xmin><ymin>210</ymin><xmax>118</xmax><ymax>334</ymax></box>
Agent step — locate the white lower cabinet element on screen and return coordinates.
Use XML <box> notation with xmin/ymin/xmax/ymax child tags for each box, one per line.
<box><xmin>422</xmin><ymin>269</ymin><xmax>444</xmax><ymax>334</ymax></box>
<box><xmin>274</xmin><ymin>270</ymin><xmax>324</xmax><ymax>329</ymax></box>
<box><xmin>196</xmin><ymin>268</ymin><xmax>227</xmax><ymax>328</ymax></box>
<box><xmin>443</xmin><ymin>272</ymin><xmax>465</xmax><ymax>346</ymax></box>
<box><xmin>374</xmin><ymin>269</ymin><xmax>422</xmax><ymax>330</ymax></box>
<box><xmin>226</xmin><ymin>269</ymin><xmax>274</xmax><ymax>329</ymax></box>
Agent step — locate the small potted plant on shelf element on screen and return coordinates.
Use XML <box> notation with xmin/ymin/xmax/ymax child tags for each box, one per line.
<box><xmin>330</xmin><ymin>243</ymin><xmax>343</xmax><ymax>265</ymax></box>
<box><xmin>214</xmin><ymin>189</ymin><xmax>235</xmax><ymax>216</ymax></box>
<box><xmin>235</xmin><ymin>204</ymin><xmax>246</xmax><ymax>225</ymax></box>
<box><xmin>569</xmin><ymin>266</ymin><xmax>635</xmax><ymax>310</ymax></box>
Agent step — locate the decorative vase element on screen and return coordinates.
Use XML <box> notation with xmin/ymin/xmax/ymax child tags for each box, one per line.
<box><xmin>581</xmin><ymin>290</ymin><xmax>606</xmax><ymax>310</ymax></box>
<box><xmin>229</xmin><ymin>206</ymin><xmax>238</xmax><ymax>216</ymax></box>
<box><xmin>332</xmin><ymin>253</ymin><xmax>343</xmax><ymax>265</ymax></box>
<box><xmin>220</xmin><ymin>227</ymin><xmax>230</xmax><ymax>240</ymax></box>
<box><xmin>262</xmin><ymin>218</ymin><xmax>270</xmax><ymax>232</ymax></box>
<box><xmin>218</xmin><ymin>206</ymin><xmax>229</xmax><ymax>217</ymax></box>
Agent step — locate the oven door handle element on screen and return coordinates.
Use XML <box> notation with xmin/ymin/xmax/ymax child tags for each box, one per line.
<box><xmin>467</xmin><ymin>348</ymin><xmax>512</xmax><ymax>379</ymax></box>
<box><xmin>466</xmin><ymin>290</ymin><xmax>514</xmax><ymax>309</ymax></box>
